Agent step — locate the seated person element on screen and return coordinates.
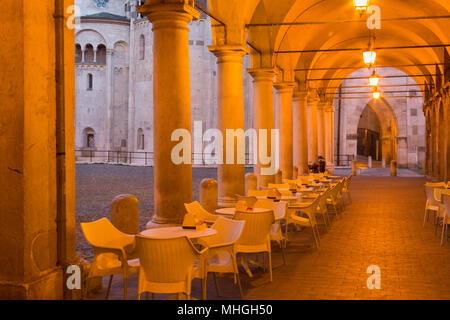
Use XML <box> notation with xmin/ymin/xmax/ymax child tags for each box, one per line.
<box><xmin>318</xmin><ymin>156</ymin><xmax>326</xmax><ymax>173</ymax></box>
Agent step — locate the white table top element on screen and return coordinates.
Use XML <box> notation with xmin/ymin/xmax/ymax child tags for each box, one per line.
<box><xmin>140</xmin><ymin>226</ymin><xmax>217</xmax><ymax>239</ymax></box>
<box><xmin>215</xmin><ymin>207</ymin><xmax>273</xmax><ymax>216</ymax></box>
<box><xmin>256</xmin><ymin>195</ymin><xmax>298</xmax><ymax>201</ymax></box>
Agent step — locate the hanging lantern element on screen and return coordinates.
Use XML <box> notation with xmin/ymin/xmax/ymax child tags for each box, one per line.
<box><xmin>363</xmin><ymin>50</ymin><xmax>376</xmax><ymax>66</ymax></box>
<box><xmin>369</xmin><ymin>71</ymin><xmax>379</xmax><ymax>87</ymax></box>
<box><xmin>372</xmin><ymin>88</ymin><xmax>381</xmax><ymax>99</ymax></box>
<box><xmin>354</xmin><ymin>0</ymin><xmax>369</xmax><ymax>14</ymax></box>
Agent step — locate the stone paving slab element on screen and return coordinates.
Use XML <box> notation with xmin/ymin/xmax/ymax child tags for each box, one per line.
<box><xmin>88</xmin><ymin>176</ymin><xmax>450</xmax><ymax>300</ymax></box>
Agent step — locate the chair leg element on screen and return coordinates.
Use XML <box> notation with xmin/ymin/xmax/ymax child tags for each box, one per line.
<box><xmin>281</xmin><ymin>241</ymin><xmax>287</xmax><ymax>265</ymax></box>
<box><xmin>267</xmin><ymin>252</ymin><xmax>273</xmax><ymax>283</ymax></box>
<box><xmin>202</xmin><ymin>275</ymin><xmax>207</xmax><ymax>300</ymax></box>
<box><xmin>423</xmin><ymin>208</ymin><xmax>428</xmax><ymax>227</ymax></box>
<box><xmin>232</xmin><ymin>256</ymin><xmax>244</xmax><ymax>299</ymax></box>
<box><xmin>213</xmin><ymin>272</ymin><xmax>221</xmax><ymax>297</ymax></box>
<box><xmin>123</xmin><ymin>276</ymin><xmax>128</xmax><ymax>300</ymax></box>
<box><xmin>105</xmin><ymin>275</ymin><xmax>113</xmax><ymax>300</ymax></box>
<box><xmin>441</xmin><ymin>222</ymin><xmax>446</xmax><ymax>246</ymax></box>
<box><xmin>312</xmin><ymin>226</ymin><xmax>320</xmax><ymax>248</ymax></box>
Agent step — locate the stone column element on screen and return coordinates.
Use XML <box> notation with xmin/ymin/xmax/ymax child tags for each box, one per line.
<box><xmin>308</xmin><ymin>95</ymin><xmax>319</xmax><ymax>163</ymax></box>
<box><xmin>325</xmin><ymin>106</ymin><xmax>335</xmax><ymax>171</ymax></box>
<box><xmin>293</xmin><ymin>91</ymin><xmax>309</xmax><ymax>175</ymax></box>
<box><xmin>139</xmin><ymin>2</ymin><xmax>199</xmax><ymax>224</ymax></box>
<box><xmin>0</xmin><ymin>0</ymin><xmax>69</xmax><ymax>299</ymax></box>
<box><xmin>248</xmin><ymin>68</ymin><xmax>275</xmax><ymax>188</ymax></box>
<box><xmin>93</xmin><ymin>49</ymin><xmax>97</xmax><ymax>63</ymax></box>
<box><xmin>208</xmin><ymin>45</ymin><xmax>248</xmax><ymax>206</ymax></box>
<box><xmin>105</xmin><ymin>48</ymin><xmax>114</xmax><ymax>150</ymax></box>
<box><xmin>274</xmin><ymin>82</ymin><xmax>296</xmax><ymax>180</ymax></box>
<box><xmin>432</xmin><ymin>107</ymin><xmax>439</xmax><ymax>178</ymax></box>
<box><xmin>317</xmin><ymin>102</ymin><xmax>327</xmax><ymax>159</ymax></box>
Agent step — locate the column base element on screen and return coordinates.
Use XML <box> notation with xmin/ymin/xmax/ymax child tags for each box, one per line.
<box><xmin>217</xmin><ymin>197</ymin><xmax>238</xmax><ymax>208</ymax></box>
<box><xmin>0</xmin><ymin>267</ymin><xmax>63</xmax><ymax>300</ymax></box>
<box><xmin>326</xmin><ymin>163</ymin><xmax>335</xmax><ymax>175</ymax></box>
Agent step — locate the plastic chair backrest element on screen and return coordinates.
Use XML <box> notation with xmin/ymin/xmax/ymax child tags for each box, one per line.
<box><xmin>235</xmin><ymin>195</ymin><xmax>257</xmax><ymax>206</ymax></box>
<box><xmin>248</xmin><ymin>190</ymin><xmax>269</xmax><ymax>197</ymax></box>
<box><xmin>202</xmin><ymin>216</ymin><xmax>245</xmax><ymax>247</ymax></box>
<box><xmin>255</xmin><ymin>200</ymin><xmax>287</xmax><ymax>221</ymax></box>
<box><xmin>233</xmin><ymin>211</ymin><xmax>274</xmax><ymax>246</ymax></box>
<box><xmin>81</xmin><ymin>217</ymin><xmax>131</xmax><ymax>249</ymax></box>
<box><xmin>184</xmin><ymin>201</ymin><xmax>215</xmax><ymax>220</ymax></box>
<box><xmin>317</xmin><ymin>189</ymin><xmax>330</xmax><ymax>213</ymax></box>
<box><xmin>443</xmin><ymin>194</ymin><xmax>450</xmax><ymax>219</ymax></box>
<box><xmin>425</xmin><ymin>185</ymin><xmax>443</xmax><ymax>205</ymax></box>
<box><xmin>135</xmin><ymin>235</ymin><xmax>198</xmax><ymax>283</ymax></box>
<box><xmin>268</xmin><ymin>183</ymin><xmax>289</xmax><ymax>189</ymax></box>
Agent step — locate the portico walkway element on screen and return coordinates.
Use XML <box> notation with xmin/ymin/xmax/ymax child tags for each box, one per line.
<box><xmin>92</xmin><ymin>176</ymin><xmax>450</xmax><ymax>300</ymax></box>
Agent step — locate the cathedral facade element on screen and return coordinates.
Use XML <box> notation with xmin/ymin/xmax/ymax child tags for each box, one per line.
<box><xmin>75</xmin><ymin>0</ymin><xmax>254</xmax><ymax>164</ymax></box>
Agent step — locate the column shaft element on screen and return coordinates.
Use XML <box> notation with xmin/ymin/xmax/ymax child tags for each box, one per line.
<box><xmin>325</xmin><ymin>106</ymin><xmax>335</xmax><ymax>167</ymax></box>
<box><xmin>308</xmin><ymin>97</ymin><xmax>319</xmax><ymax>163</ymax></box>
<box><xmin>209</xmin><ymin>46</ymin><xmax>247</xmax><ymax>206</ymax></box>
<box><xmin>317</xmin><ymin>102</ymin><xmax>327</xmax><ymax>158</ymax></box>
<box><xmin>140</xmin><ymin>3</ymin><xmax>199</xmax><ymax>223</ymax></box>
<box><xmin>248</xmin><ymin>68</ymin><xmax>275</xmax><ymax>188</ymax></box>
<box><xmin>275</xmin><ymin>83</ymin><xmax>295</xmax><ymax>180</ymax></box>
<box><xmin>293</xmin><ymin>92</ymin><xmax>309</xmax><ymax>175</ymax></box>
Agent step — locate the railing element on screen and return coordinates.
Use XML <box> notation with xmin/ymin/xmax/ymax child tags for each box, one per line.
<box><xmin>334</xmin><ymin>154</ymin><xmax>355</xmax><ymax>167</ymax></box>
<box><xmin>75</xmin><ymin>149</ymin><xmax>256</xmax><ymax>167</ymax></box>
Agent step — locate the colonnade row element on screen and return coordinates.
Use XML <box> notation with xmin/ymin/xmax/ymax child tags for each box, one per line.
<box><xmin>139</xmin><ymin>3</ymin><xmax>335</xmax><ymax>225</ymax></box>
<box><xmin>424</xmin><ymin>84</ymin><xmax>450</xmax><ymax>182</ymax></box>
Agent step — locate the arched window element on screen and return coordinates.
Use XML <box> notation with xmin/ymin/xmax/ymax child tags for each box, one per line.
<box><xmin>96</xmin><ymin>44</ymin><xmax>106</xmax><ymax>64</ymax></box>
<box><xmin>87</xmin><ymin>73</ymin><xmax>93</xmax><ymax>90</ymax></box>
<box><xmin>137</xmin><ymin>128</ymin><xmax>145</xmax><ymax>150</ymax></box>
<box><xmin>84</xmin><ymin>44</ymin><xmax>94</xmax><ymax>62</ymax></box>
<box><xmin>139</xmin><ymin>35</ymin><xmax>145</xmax><ymax>60</ymax></box>
<box><xmin>83</xmin><ymin>128</ymin><xmax>96</xmax><ymax>148</ymax></box>
<box><xmin>75</xmin><ymin>44</ymin><xmax>82</xmax><ymax>63</ymax></box>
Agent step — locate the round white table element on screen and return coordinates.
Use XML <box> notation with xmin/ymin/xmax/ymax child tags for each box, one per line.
<box><xmin>215</xmin><ymin>207</ymin><xmax>272</xmax><ymax>217</ymax></box>
<box><xmin>140</xmin><ymin>226</ymin><xmax>217</xmax><ymax>239</ymax></box>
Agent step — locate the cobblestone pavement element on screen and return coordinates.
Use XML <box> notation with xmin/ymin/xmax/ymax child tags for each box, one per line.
<box><xmin>87</xmin><ymin>174</ymin><xmax>450</xmax><ymax>300</ymax></box>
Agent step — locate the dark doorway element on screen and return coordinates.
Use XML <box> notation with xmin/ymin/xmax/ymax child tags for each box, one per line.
<box><xmin>357</xmin><ymin>105</ymin><xmax>381</xmax><ymax>160</ymax></box>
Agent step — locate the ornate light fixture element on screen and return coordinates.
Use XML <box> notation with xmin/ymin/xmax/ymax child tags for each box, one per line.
<box><xmin>354</xmin><ymin>0</ymin><xmax>369</xmax><ymax>15</ymax></box>
<box><xmin>363</xmin><ymin>34</ymin><xmax>376</xmax><ymax>66</ymax></box>
<box><xmin>372</xmin><ymin>88</ymin><xmax>381</xmax><ymax>99</ymax></box>
<box><xmin>369</xmin><ymin>70</ymin><xmax>379</xmax><ymax>87</ymax></box>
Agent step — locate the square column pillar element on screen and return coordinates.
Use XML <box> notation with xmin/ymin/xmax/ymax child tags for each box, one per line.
<box><xmin>248</xmin><ymin>68</ymin><xmax>276</xmax><ymax>188</ymax></box>
<box><xmin>308</xmin><ymin>95</ymin><xmax>319</xmax><ymax>163</ymax></box>
<box><xmin>274</xmin><ymin>82</ymin><xmax>296</xmax><ymax>180</ymax></box>
<box><xmin>317</xmin><ymin>101</ymin><xmax>327</xmax><ymax>159</ymax></box>
<box><xmin>0</xmin><ymin>0</ymin><xmax>69</xmax><ymax>299</ymax></box>
<box><xmin>293</xmin><ymin>91</ymin><xmax>309</xmax><ymax>175</ymax></box>
<box><xmin>208</xmin><ymin>45</ymin><xmax>248</xmax><ymax>207</ymax></box>
<box><xmin>139</xmin><ymin>2</ymin><xmax>200</xmax><ymax>224</ymax></box>
<box><xmin>325</xmin><ymin>106</ymin><xmax>335</xmax><ymax>172</ymax></box>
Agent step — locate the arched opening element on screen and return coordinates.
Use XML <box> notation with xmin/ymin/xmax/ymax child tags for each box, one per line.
<box><xmin>84</xmin><ymin>44</ymin><xmax>94</xmax><ymax>63</ymax></box>
<box><xmin>357</xmin><ymin>105</ymin><xmax>381</xmax><ymax>161</ymax></box>
<box><xmin>83</xmin><ymin>127</ymin><xmax>96</xmax><ymax>148</ymax></box>
<box><xmin>137</xmin><ymin>128</ymin><xmax>145</xmax><ymax>150</ymax></box>
<box><xmin>75</xmin><ymin>44</ymin><xmax>82</xmax><ymax>63</ymax></box>
<box><xmin>87</xmin><ymin>73</ymin><xmax>93</xmax><ymax>91</ymax></box>
<box><xmin>96</xmin><ymin>44</ymin><xmax>106</xmax><ymax>64</ymax></box>
<box><xmin>139</xmin><ymin>35</ymin><xmax>145</xmax><ymax>60</ymax></box>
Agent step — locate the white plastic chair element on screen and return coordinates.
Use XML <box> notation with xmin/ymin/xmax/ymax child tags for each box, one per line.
<box><xmin>341</xmin><ymin>175</ymin><xmax>352</xmax><ymax>204</ymax></box>
<box><xmin>434</xmin><ymin>188</ymin><xmax>450</xmax><ymax>236</ymax></box>
<box><xmin>235</xmin><ymin>195</ymin><xmax>258</xmax><ymax>206</ymax></box>
<box><xmin>184</xmin><ymin>201</ymin><xmax>219</xmax><ymax>224</ymax></box>
<box><xmin>423</xmin><ymin>184</ymin><xmax>444</xmax><ymax>227</ymax></box>
<box><xmin>233</xmin><ymin>211</ymin><xmax>275</xmax><ymax>282</ymax></box>
<box><xmin>441</xmin><ymin>194</ymin><xmax>450</xmax><ymax>246</ymax></box>
<box><xmin>80</xmin><ymin>218</ymin><xmax>140</xmax><ymax>300</ymax></box>
<box><xmin>196</xmin><ymin>217</ymin><xmax>246</xmax><ymax>299</ymax></box>
<box><xmin>248</xmin><ymin>190</ymin><xmax>270</xmax><ymax>197</ymax></box>
<box><xmin>255</xmin><ymin>199</ymin><xmax>288</xmax><ymax>264</ymax></box>
<box><xmin>285</xmin><ymin>196</ymin><xmax>321</xmax><ymax>248</ymax></box>
<box><xmin>135</xmin><ymin>235</ymin><xmax>207</xmax><ymax>300</ymax></box>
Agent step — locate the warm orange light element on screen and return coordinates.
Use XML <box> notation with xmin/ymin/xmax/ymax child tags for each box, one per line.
<box><xmin>369</xmin><ymin>71</ymin><xmax>379</xmax><ymax>86</ymax></box>
<box><xmin>363</xmin><ymin>50</ymin><xmax>376</xmax><ymax>66</ymax></box>
<box><xmin>354</xmin><ymin>0</ymin><xmax>369</xmax><ymax>13</ymax></box>
<box><xmin>373</xmin><ymin>90</ymin><xmax>381</xmax><ymax>99</ymax></box>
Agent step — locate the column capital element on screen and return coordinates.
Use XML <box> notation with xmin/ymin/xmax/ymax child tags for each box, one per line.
<box><xmin>325</xmin><ymin>105</ymin><xmax>335</xmax><ymax>113</ymax></box>
<box><xmin>138</xmin><ymin>2</ymin><xmax>200</xmax><ymax>25</ymax></box>
<box><xmin>293</xmin><ymin>90</ymin><xmax>308</xmax><ymax>102</ymax></box>
<box><xmin>106</xmin><ymin>48</ymin><xmax>114</xmax><ymax>55</ymax></box>
<box><xmin>208</xmin><ymin>45</ymin><xmax>249</xmax><ymax>60</ymax></box>
<box><xmin>274</xmin><ymin>82</ymin><xmax>296</xmax><ymax>93</ymax></box>
<box><xmin>247</xmin><ymin>68</ymin><xmax>276</xmax><ymax>82</ymax></box>
<box><xmin>317</xmin><ymin>101</ymin><xmax>328</xmax><ymax>110</ymax></box>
